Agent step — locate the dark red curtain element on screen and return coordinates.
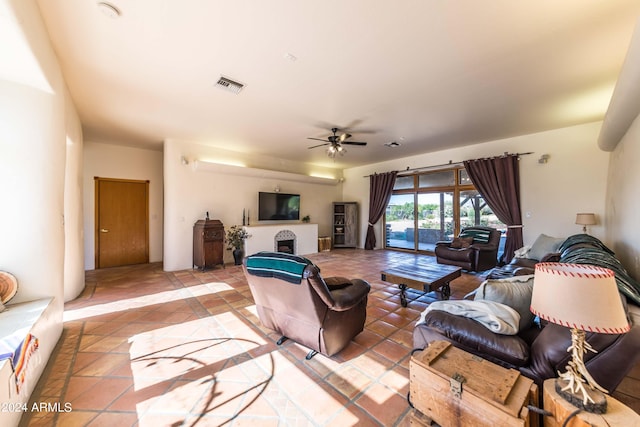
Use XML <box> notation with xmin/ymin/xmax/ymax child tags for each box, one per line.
<box><xmin>365</xmin><ymin>171</ymin><xmax>397</xmax><ymax>250</ymax></box>
<box><xmin>463</xmin><ymin>155</ymin><xmax>523</xmax><ymax>263</ymax></box>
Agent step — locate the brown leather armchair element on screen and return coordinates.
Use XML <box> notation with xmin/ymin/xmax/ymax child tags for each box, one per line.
<box><xmin>435</xmin><ymin>226</ymin><xmax>501</xmax><ymax>272</ymax></box>
<box><xmin>243</xmin><ymin>252</ymin><xmax>370</xmax><ymax>359</ymax></box>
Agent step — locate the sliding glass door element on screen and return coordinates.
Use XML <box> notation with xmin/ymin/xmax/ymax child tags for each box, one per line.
<box><xmin>385</xmin><ymin>193</ymin><xmax>415</xmax><ymax>250</ymax></box>
<box><xmin>384</xmin><ymin>168</ymin><xmax>506</xmax><ymax>257</ymax></box>
<box><xmin>416</xmin><ymin>192</ymin><xmax>453</xmax><ymax>251</ymax></box>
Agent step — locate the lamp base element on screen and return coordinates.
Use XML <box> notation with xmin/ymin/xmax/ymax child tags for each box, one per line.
<box><xmin>555</xmin><ymin>378</ymin><xmax>607</xmax><ymax>414</ymax></box>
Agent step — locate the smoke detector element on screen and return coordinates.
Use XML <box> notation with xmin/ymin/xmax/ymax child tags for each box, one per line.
<box><xmin>215</xmin><ymin>76</ymin><xmax>245</xmax><ymax>94</ymax></box>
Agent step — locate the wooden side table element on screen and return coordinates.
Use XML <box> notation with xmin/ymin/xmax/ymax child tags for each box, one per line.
<box><xmin>543</xmin><ymin>379</ymin><xmax>640</xmax><ymax>426</ymax></box>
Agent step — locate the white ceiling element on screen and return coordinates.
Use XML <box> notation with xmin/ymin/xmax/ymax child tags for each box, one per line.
<box><xmin>36</xmin><ymin>0</ymin><xmax>640</xmax><ymax>169</ymax></box>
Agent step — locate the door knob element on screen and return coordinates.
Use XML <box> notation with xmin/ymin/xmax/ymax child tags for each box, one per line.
<box><xmin>100</xmin><ymin>228</ymin><xmax>109</xmax><ymax>233</ymax></box>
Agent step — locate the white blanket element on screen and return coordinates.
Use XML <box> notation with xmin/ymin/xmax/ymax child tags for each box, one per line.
<box><xmin>418</xmin><ymin>300</ymin><xmax>521</xmax><ymax>335</ymax></box>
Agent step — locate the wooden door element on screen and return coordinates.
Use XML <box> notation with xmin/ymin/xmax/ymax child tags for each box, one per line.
<box><xmin>95</xmin><ymin>177</ymin><xmax>149</xmax><ymax>268</ymax></box>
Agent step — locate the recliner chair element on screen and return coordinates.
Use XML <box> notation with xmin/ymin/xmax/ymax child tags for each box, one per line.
<box><xmin>243</xmin><ymin>251</ymin><xmax>370</xmax><ymax>359</ymax></box>
<box><xmin>435</xmin><ymin>226</ymin><xmax>501</xmax><ymax>272</ymax></box>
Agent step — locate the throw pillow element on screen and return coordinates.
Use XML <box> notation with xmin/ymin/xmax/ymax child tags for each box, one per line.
<box><xmin>450</xmin><ymin>237</ymin><xmax>473</xmax><ymax>249</ymax></box>
<box><xmin>513</xmin><ymin>245</ymin><xmax>531</xmax><ymax>259</ymax></box>
<box><xmin>459</xmin><ymin>228</ymin><xmax>491</xmax><ymax>244</ymax></box>
<box><xmin>472</xmin><ymin>275</ymin><xmax>535</xmax><ymax>332</ymax></box>
<box><xmin>0</xmin><ymin>271</ymin><xmax>18</xmax><ymax>304</ymax></box>
<box><xmin>528</xmin><ymin>234</ymin><xmax>565</xmax><ymax>261</ymax></box>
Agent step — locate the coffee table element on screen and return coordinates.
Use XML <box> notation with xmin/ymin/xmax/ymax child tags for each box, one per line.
<box><xmin>381</xmin><ymin>261</ymin><xmax>462</xmax><ymax>307</ymax></box>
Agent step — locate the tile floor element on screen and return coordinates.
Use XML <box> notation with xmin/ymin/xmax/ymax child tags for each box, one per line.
<box><xmin>19</xmin><ymin>250</ymin><xmax>483</xmax><ymax>426</ymax></box>
<box><xmin>18</xmin><ymin>249</ymin><xmax>640</xmax><ymax>426</ymax></box>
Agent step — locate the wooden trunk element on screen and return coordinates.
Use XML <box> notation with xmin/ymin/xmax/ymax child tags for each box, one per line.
<box><xmin>410</xmin><ymin>341</ymin><xmax>539</xmax><ymax>427</ymax></box>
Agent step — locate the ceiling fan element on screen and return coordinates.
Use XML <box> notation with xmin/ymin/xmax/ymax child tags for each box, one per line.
<box><xmin>307</xmin><ymin>128</ymin><xmax>367</xmax><ymax>158</ymax></box>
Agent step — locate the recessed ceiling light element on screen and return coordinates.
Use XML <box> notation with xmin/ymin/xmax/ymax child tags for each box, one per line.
<box><xmin>385</xmin><ymin>141</ymin><xmax>401</xmax><ymax>148</ymax></box>
<box><xmin>97</xmin><ymin>2</ymin><xmax>121</xmax><ymax>19</ymax></box>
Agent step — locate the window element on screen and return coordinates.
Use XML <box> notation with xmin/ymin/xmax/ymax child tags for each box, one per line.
<box><xmin>384</xmin><ymin>168</ymin><xmax>506</xmax><ymax>256</ymax></box>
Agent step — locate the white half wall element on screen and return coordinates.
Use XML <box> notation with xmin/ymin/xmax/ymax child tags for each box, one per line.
<box><xmin>83</xmin><ymin>142</ymin><xmax>164</xmax><ymax>270</ymax></box>
<box><xmin>163</xmin><ymin>140</ymin><xmax>342</xmax><ymax>271</ymax></box>
<box><xmin>343</xmin><ymin>121</ymin><xmax>610</xmax><ymax>250</ymax></box>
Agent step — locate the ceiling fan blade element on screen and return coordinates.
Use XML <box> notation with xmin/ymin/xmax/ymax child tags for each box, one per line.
<box><xmin>308</xmin><ymin>142</ymin><xmax>331</xmax><ymax>149</ymax></box>
<box><xmin>338</xmin><ymin>133</ymin><xmax>352</xmax><ymax>142</ymax></box>
<box><xmin>307</xmin><ymin>137</ymin><xmax>330</xmax><ymax>142</ymax></box>
<box><xmin>342</xmin><ymin>141</ymin><xmax>367</xmax><ymax>146</ymax></box>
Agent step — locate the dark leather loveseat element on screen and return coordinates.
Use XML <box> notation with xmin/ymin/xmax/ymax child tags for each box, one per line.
<box><xmin>414</xmin><ymin>234</ymin><xmax>640</xmax><ymax>393</ymax></box>
<box><xmin>243</xmin><ymin>251</ymin><xmax>370</xmax><ymax>359</ymax></box>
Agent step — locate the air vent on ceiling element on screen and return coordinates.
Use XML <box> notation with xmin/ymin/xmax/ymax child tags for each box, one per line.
<box><xmin>216</xmin><ymin>76</ymin><xmax>245</xmax><ymax>94</ymax></box>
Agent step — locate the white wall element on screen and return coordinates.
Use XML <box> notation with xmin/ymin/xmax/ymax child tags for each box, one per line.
<box><xmin>0</xmin><ymin>0</ymin><xmax>83</xmax><ymax>313</ymax></box>
<box><xmin>606</xmin><ymin>113</ymin><xmax>640</xmax><ymax>280</ymax></box>
<box><xmin>0</xmin><ymin>0</ymin><xmax>76</xmax><ymax>420</ymax></box>
<box><xmin>83</xmin><ymin>141</ymin><xmax>164</xmax><ymax>270</ymax></box>
<box><xmin>343</xmin><ymin>121</ymin><xmax>609</xmax><ymax>249</ymax></box>
<box><xmin>63</xmin><ymin>87</ymin><xmax>85</xmax><ymax>301</ymax></box>
<box><xmin>163</xmin><ymin>140</ymin><xmax>342</xmax><ymax>271</ymax></box>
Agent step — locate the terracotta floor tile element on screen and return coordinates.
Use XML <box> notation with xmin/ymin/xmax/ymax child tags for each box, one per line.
<box><xmin>294</xmin><ymin>381</ymin><xmax>350</xmax><ymax>425</ymax></box>
<box><xmin>367</xmin><ymin>319</ymin><xmax>397</xmax><ymax>337</ymax></box>
<box><xmin>325</xmin><ymin>364</ymin><xmax>373</xmax><ymax>399</ymax></box>
<box><xmin>325</xmin><ymin>403</ymin><xmax>380</xmax><ymax>426</ymax></box>
<box><xmin>355</xmin><ymin>382</ymin><xmax>412</xmax><ymax>425</ymax></box>
<box><xmin>53</xmin><ymin>411</ymin><xmax>99</xmax><ymax>427</ymax></box>
<box><xmin>73</xmin><ymin>353</ymin><xmax>131</xmax><ymax>377</ymax></box>
<box><xmin>371</xmin><ymin>338</ymin><xmax>411</xmax><ymax>363</ymax></box>
<box><xmin>69</xmin><ymin>378</ymin><xmax>131</xmax><ymax>410</ymax></box>
<box><xmin>86</xmin><ymin>412</ymin><xmax>138</xmax><ymax>427</ymax></box>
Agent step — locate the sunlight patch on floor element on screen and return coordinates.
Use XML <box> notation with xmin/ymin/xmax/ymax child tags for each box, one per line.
<box><xmin>64</xmin><ymin>283</ymin><xmax>234</xmax><ymax>321</ymax></box>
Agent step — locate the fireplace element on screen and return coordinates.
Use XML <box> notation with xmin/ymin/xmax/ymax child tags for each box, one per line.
<box><xmin>274</xmin><ymin>230</ymin><xmax>297</xmax><ymax>254</ymax></box>
<box><xmin>277</xmin><ymin>239</ymin><xmax>294</xmax><ymax>254</ymax></box>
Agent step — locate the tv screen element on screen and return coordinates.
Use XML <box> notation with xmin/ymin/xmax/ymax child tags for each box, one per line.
<box><xmin>258</xmin><ymin>192</ymin><xmax>300</xmax><ymax>221</ymax></box>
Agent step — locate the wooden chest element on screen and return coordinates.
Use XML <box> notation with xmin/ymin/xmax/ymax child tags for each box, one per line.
<box><xmin>409</xmin><ymin>341</ymin><xmax>538</xmax><ymax>427</ymax></box>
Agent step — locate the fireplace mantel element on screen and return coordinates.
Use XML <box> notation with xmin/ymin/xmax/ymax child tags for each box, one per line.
<box><xmin>243</xmin><ymin>224</ymin><xmax>318</xmax><ymax>256</ymax></box>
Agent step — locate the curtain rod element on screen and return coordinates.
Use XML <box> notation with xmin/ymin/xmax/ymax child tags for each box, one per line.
<box><xmin>363</xmin><ymin>151</ymin><xmax>534</xmax><ymax>178</ymax></box>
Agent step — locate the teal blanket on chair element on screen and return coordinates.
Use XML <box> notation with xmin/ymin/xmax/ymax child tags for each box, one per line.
<box><xmin>245</xmin><ymin>252</ymin><xmax>314</xmax><ymax>284</ymax></box>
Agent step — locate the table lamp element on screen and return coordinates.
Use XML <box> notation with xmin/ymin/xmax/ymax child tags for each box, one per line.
<box><xmin>575</xmin><ymin>213</ymin><xmax>596</xmax><ymax>234</ymax></box>
<box><xmin>531</xmin><ymin>263</ymin><xmax>629</xmax><ymax>414</ymax></box>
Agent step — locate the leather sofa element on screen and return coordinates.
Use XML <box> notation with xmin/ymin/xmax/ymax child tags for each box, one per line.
<box><xmin>414</xmin><ymin>235</ymin><xmax>640</xmax><ymax>393</ymax></box>
<box><xmin>435</xmin><ymin>226</ymin><xmax>501</xmax><ymax>272</ymax></box>
<box><xmin>243</xmin><ymin>251</ymin><xmax>370</xmax><ymax>359</ymax></box>
<box><xmin>413</xmin><ymin>297</ymin><xmax>640</xmax><ymax>393</ymax></box>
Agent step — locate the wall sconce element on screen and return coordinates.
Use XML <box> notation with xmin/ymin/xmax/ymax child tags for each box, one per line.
<box><xmin>538</xmin><ymin>154</ymin><xmax>550</xmax><ymax>164</ymax></box>
<box><xmin>181</xmin><ymin>156</ymin><xmax>189</xmax><ymax>165</ymax></box>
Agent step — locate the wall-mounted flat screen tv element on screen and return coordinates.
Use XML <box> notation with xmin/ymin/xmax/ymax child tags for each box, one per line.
<box><xmin>258</xmin><ymin>192</ymin><xmax>300</xmax><ymax>221</ymax></box>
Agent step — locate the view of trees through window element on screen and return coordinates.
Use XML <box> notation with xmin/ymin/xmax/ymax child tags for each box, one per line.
<box><xmin>384</xmin><ymin>169</ymin><xmax>506</xmax><ymax>253</ymax></box>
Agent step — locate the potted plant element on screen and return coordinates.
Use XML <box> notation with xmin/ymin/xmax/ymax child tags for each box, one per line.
<box><xmin>226</xmin><ymin>225</ymin><xmax>251</xmax><ymax>265</ymax></box>
<box><xmin>302</xmin><ymin>215</ymin><xmax>311</xmax><ymax>223</ymax></box>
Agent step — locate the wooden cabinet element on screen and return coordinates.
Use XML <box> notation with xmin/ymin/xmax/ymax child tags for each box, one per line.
<box><xmin>332</xmin><ymin>202</ymin><xmax>358</xmax><ymax>248</ymax></box>
<box><xmin>193</xmin><ymin>219</ymin><xmax>224</xmax><ymax>270</ymax></box>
